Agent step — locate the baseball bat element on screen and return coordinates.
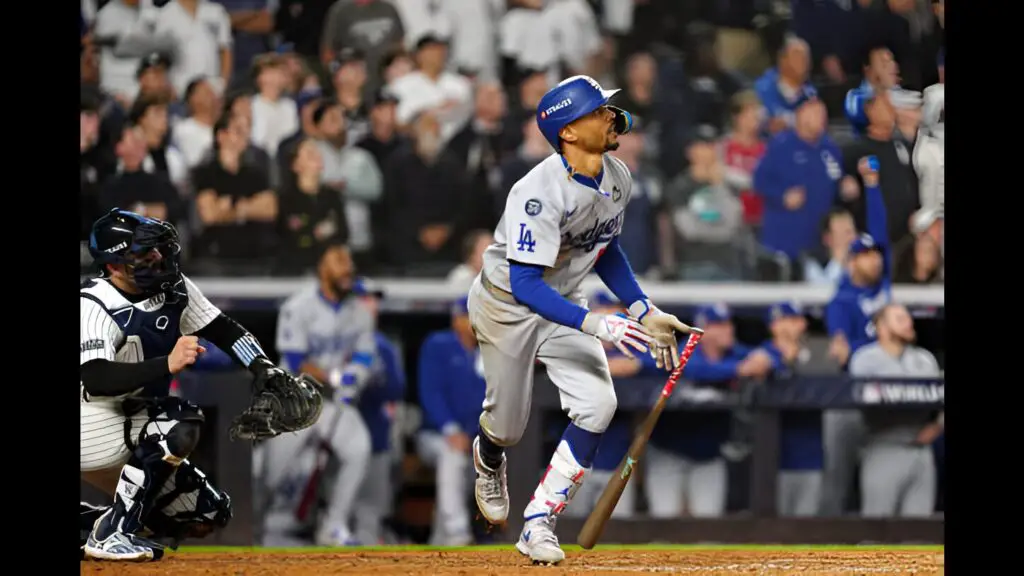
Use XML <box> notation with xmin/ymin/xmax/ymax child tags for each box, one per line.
<box><xmin>576</xmin><ymin>328</ymin><xmax>705</xmax><ymax>550</ymax></box>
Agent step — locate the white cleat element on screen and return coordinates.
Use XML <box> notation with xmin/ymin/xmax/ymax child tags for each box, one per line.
<box><xmin>515</xmin><ymin>516</ymin><xmax>565</xmax><ymax>565</ymax></box>
<box><xmin>473</xmin><ymin>436</ymin><xmax>510</xmax><ymax>524</ymax></box>
<box><xmin>315</xmin><ymin>523</ymin><xmax>362</xmax><ymax>547</ymax></box>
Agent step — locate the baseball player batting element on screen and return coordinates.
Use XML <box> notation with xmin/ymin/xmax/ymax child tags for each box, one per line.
<box><xmin>80</xmin><ymin>209</ymin><xmax>322</xmax><ymax>562</ymax></box>
<box><xmin>468</xmin><ymin>75</ymin><xmax>697</xmax><ymax>565</ymax></box>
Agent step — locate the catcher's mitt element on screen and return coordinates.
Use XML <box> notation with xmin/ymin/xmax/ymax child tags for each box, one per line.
<box><xmin>229</xmin><ymin>361</ymin><xmax>324</xmax><ymax>441</ymax></box>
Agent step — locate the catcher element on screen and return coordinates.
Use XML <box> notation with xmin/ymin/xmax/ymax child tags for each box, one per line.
<box><xmin>79</xmin><ymin>209</ymin><xmax>323</xmax><ymax>562</ymax></box>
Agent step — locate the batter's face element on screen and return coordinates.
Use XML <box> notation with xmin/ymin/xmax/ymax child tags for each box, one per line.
<box><xmin>561</xmin><ymin>106</ymin><xmax>619</xmax><ymax>153</ymax></box>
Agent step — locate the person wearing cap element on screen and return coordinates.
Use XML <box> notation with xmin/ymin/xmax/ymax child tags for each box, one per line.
<box><xmin>753</xmin><ymin>88</ymin><xmax>842</xmax><ymax>270</ymax></box>
<box><xmin>311</xmin><ymin>98</ymin><xmax>385</xmax><ymax>266</ymax></box>
<box><xmin>350</xmin><ymin>278</ymin><xmax>406</xmax><ymax>545</ymax></box>
<box><xmin>662</xmin><ymin>123</ymin><xmax>745</xmax><ymax>281</ymax></box>
<box><xmin>388</xmin><ymin>34</ymin><xmax>473</xmax><ymax>145</ymax></box>
<box><xmin>563</xmin><ymin>291</ymin><xmax>654</xmax><ymax>521</ymax></box>
<box><xmin>263</xmin><ymin>241</ymin><xmax>375</xmax><ymax>546</ymax></box>
<box><xmin>821</xmin><ymin>157</ymin><xmax>893</xmax><ymax>516</ymax></box>
<box><xmin>753</xmin><ymin>36</ymin><xmax>816</xmax><ymax>135</ymax></box>
<box><xmin>135</xmin><ymin>52</ymin><xmax>175</xmax><ymax>102</ymax></box>
<box><xmin>172</xmin><ymin>78</ymin><xmax>221</xmax><ymax>168</ymax></box>
<box><xmin>354</xmin><ymin>88</ymin><xmax>405</xmax><ymax>173</ymax></box>
<box><xmin>276</xmin><ymin>87</ymin><xmax>324</xmax><ymax>173</ymax></box>
<box><xmin>415</xmin><ymin>295</ymin><xmax>488</xmax><ymax>545</ymax></box>
<box><xmin>320</xmin><ymin>0</ymin><xmax>405</xmax><ymax>101</ymax></box>
<box><xmin>645</xmin><ymin>304</ymin><xmax>772</xmax><ymax>519</ymax></box>
<box><xmin>757</xmin><ymin>302</ymin><xmax>823</xmax><ymax>517</ymax></box>
<box><xmin>837</xmin><ymin>88</ymin><xmax>919</xmax><ymax>253</ymax></box>
<box><xmin>849</xmin><ymin>303</ymin><xmax>942</xmax><ymax>518</ymax></box>
<box><xmin>251</xmin><ymin>53</ymin><xmax>299</xmax><ymax>160</ymax></box>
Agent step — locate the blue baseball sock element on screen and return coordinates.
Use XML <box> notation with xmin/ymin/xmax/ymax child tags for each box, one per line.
<box><xmin>561</xmin><ymin>422</ymin><xmax>603</xmax><ymax>468</ymax></box>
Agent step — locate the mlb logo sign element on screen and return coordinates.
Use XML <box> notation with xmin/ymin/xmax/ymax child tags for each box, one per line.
<box><xmin>860</xmin><ymin>383</ymin><xmax>882</xmax><ymax>404</ymax></box>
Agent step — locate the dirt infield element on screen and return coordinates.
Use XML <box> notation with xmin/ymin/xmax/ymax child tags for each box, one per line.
<box><xmin>79</xmin><ymin>548</ymin><xmax>944</xmax><ymax>575</ymax></box>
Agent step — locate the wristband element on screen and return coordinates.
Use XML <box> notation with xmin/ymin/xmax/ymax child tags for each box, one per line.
<box><xmin>628</xmin><ymin>299</ymin><xmax>655</xmax><ymax>322</ymax></box>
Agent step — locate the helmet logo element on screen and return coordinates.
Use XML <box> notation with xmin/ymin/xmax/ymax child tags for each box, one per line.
<box><xmin>541</xmin><ymin>98</ymin><xmax>573</xmax><ymax>119</ymax></box>
<box><xmin>105</xmin><ymin>241</ymin><xmax>128</xmax><ymax>254</ymax></box>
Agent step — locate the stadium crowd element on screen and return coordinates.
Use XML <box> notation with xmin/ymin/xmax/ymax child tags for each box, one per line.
<box><xmin>79</xmin><ymin>0</ymin><xmax>946</xmax><ymax>547</ymax></box>
<box><xmin>80</xmin><ymin>0</ymin><xmax>944</xmax><ymax>284</ymax></box>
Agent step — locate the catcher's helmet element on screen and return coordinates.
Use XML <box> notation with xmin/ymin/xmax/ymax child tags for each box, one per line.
<box><xmin>88</xmin><ymin>208</ymin><xmax>185</xmax><ymax>299</ymax></box>
<box><xmin>536</xmin><ymin>75</ymin><xmax>629</xmax><ymax>151</ymax></box>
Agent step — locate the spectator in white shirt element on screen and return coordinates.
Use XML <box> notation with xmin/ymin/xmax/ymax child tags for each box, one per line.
<box><xmin>93</xmin><ymin>0</ymin><xmax>174</xmax><ymax>106</ymax></box>
<box><xmin>391</xmin><ymin>0</ymin><xmax>453</xmax><ymax>54</ymax></box>
<box><xmin>443</xmin><ymin>0</ymin><xmax>503</xmax><ymax>80</ymax></box>
<box><xmin>499</xmin><ymin>0</ymin><xmax>555</xmax><ymax>88</ymax></box>
<box><xmin>154</xmin><ymin>0</ymin><xmax>233</xmax><ymax>96</ymax></box>
<box><xmin>544</xmin><ymin>0</ymin><xmax>602</xmax><ymax>79</ymax></box>
<box><xmin>172</xmin><ymin>77</ymin><xmax>221</xmax><ymax>168</ymax></box>
<box><xmin>388</xmin><ymin>34</ymin><xmax>473</xmax><ymax>146</ymax></box>
<box><xmin>251</xmin><ymin>53</ymin><xmax>299</xmax><ymax>160</ymax></box>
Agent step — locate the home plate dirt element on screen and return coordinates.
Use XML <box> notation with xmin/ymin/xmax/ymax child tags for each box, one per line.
<box><xmin>79</xmin><ymin>549</ymin><xmax>944</xmax><ymax>575</ymax></box>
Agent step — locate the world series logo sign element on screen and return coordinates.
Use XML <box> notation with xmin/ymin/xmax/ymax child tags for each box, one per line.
<box><xmin>856</xmin><ymin>381</ymin><xmax>945</xmax><ymax>405</ymax></box>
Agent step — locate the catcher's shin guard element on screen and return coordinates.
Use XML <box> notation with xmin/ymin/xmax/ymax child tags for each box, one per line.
<box><xmin>97</xmin><ymin>398</ymin><xmax>204</xmax><ymax>539</ymax></box>
<box><xmin>146</xmin><ymin>459</ymin><xmax>233</xmax><ymax>548</ymax></box>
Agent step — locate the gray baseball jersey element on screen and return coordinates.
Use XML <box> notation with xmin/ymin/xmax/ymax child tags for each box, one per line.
<box><xmin>848</xmin><ymin>342</ymin><xmax>941</xmax><ymax>445</ymax></box>
<box><xmin>276</xmin><ymin>286</ymin><xmax>377</xmax><ymax>378</ymax></box>
<box><xmin>481</xmin><ymin>152</ymin><xmax>634</xmax><ymax>297</ymax></box>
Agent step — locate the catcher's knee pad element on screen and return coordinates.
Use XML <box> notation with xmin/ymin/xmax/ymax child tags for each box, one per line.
<box><xmin>147</xmin><ymin>460</ymin><xmax>233</xmax><ymax>545</ymax></box>
<box><xmin>135</xmin><ymin>396</ymin><xmax>205</xmax><ymax>462</ymax></box>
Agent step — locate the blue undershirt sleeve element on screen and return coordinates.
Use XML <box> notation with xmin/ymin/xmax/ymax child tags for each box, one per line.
<box><xmin>509</xmin><ymin>261</ymin><xmax>590</xmax><ymax>330</ymax></box>
<box><xmin>593</xmin><ymin>236</ymin><xmax>647</xmax><ymax>310</ymax></box>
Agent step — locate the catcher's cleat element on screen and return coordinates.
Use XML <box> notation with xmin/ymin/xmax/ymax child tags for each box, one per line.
<box><xmin>515</xmin><ymin>515</ymin><xmax>565</xmax><ymax>565</ymax></box>
<box><xmin>84</xmin><ymin>508</ymin><xmax>165</xmax><ymax>562</ymax></box>
<box><xmin>473</xmin><ymin>436</ymin><xmax>509</xmax><ymax>525</ymax></box>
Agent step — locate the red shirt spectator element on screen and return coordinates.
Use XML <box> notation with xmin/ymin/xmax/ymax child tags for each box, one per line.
<box><xmin>721</xmin><ymin>91</ymin><xmax>767</xmax><ymax>227</ymax></box>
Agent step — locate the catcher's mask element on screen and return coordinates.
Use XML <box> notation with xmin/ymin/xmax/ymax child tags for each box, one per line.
<box><xmin>89</xmin><ymin>208</ymin><xmax>185</xmax><ymax>301</ymax></box>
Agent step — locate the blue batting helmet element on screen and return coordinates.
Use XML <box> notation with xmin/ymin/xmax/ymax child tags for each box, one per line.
<box><xmin>536</xmin><ymin>75</ymin><xmax>621</xmax><ymax>151</ymax></box>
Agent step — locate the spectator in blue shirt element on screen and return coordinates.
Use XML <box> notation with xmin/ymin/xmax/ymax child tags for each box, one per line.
<box><xmin>352</xmin><ymin>278</ymin><xmax>406</xmax><ymax>545</ymax></box>
<box><xmin>644</xmin><ymin>304</ymin><xmax>772</xmax><ymax>518</ymax></box>
<box><xmin>754</xmin><ymin>36</ymin><xmax>816</xmax><ymax>136</ymax></box>
<box><xmin>565</xmin><ymin>292</ymin><xmax>659</xmax><ymax>520</ymax></box>
<box><xmin>758</xmin><ymin>301</ymin><xmax>822</xmax><ymax>517</ymax></box>
<box><xmin>415</xmin><ymin>296</ymin><xmax>486</xmax><ymax>546</ymax></box>
<box><xmin>753</xmin><ymin>91</ymin><xmax>843</xmax><ymax>267</ymax></box>
<box><xmin>844</xmin><ymin>46</ymin><xmax>906</xmax><ymax>136</ymax></box>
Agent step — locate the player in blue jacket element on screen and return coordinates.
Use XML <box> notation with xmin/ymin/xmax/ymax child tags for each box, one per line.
<box><xmin>565</xmin><ymin>292</ymin><xmax>659</xmax><ymax>519</ymax></box>
<box><xmin>644</xmin><ymin>304</ymin><xmax>772</xmax><ymax>517</ymax></box>
<box><xmin>753</xmin><ymin>91</ymin><xmax>842</xmax><ymax>264</ymax></box>
<box><xmin>759</xmin><ymin>301</ymin><xmax>821</xmax><ymax>517</ymax></box>
<box><xmin>352</xmin><ymin>279</ymin><xmax>407</xmax><ymax>545</ymax></box>
<box><xmin>416</xmin><ymin>296</ymin><xmax>488</xmax><ymax>545</ymax></box>
<box><xmin>821</xmin><ymin>156</ymin><xmax>890</xmax><ymax>516</ymax></box>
